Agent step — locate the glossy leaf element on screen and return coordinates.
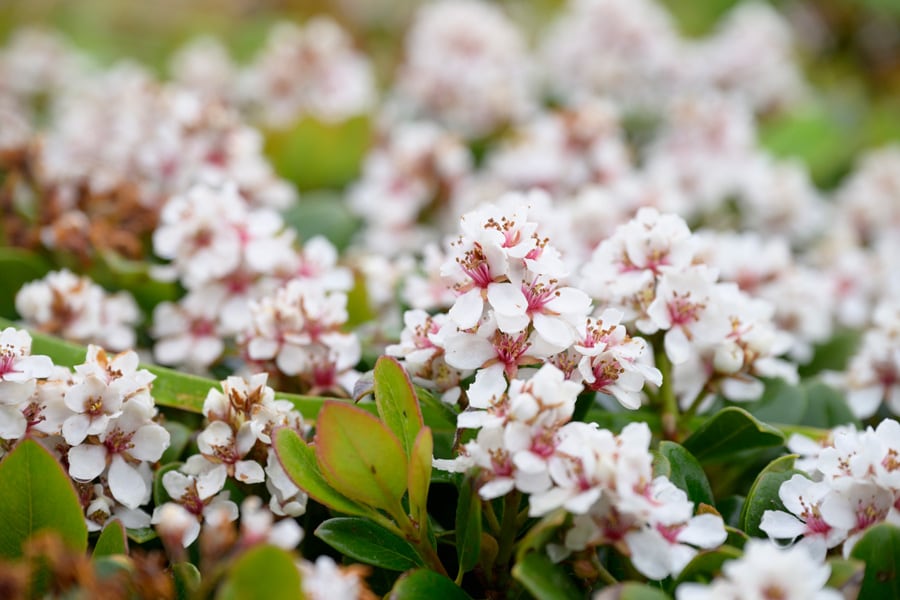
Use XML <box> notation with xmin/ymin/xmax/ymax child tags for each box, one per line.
<box><xmin>658</xmin><ymin>441</ymin><xmax>714</xmax><ymax>507</ymax></box>
<box><xmin>408</xmin><ymin>427</ymin><xmax>433</xmax><ymax>531</ymax></box>
<box><xmin>0</xmin><ymin>439</ymin><xmax>87</xmax><ymax>558</ymax></box>
<box><xmin>315</xmin><ymin>517</ymin><xmax>424</xmax><ymax>571</ymax></box>
<box><xmin>93</xmin><ymin>520</ymin><xmax>128</xmax><ymax>558</ymax></box>
<box><xmin>513</xmin><ymin>552</ymin><xmax>582</xmax><ymax>600</ymax></box>
<box><xmin>374</xmin><ymin>356</ymin><xmax>423</xmax><ymax>457</ymax></box>
<box><xmin>455</xmin><ymin>475</ymin><xmax>482</xmax><ymax>577</ymax></box>
<box><xmin>800</xmin><ymin>380</ymin><xmax>860</xmax><ymax>429</ymax></box>
<box><xmin>849</xmin><ymin>523</ymin><xmax>900</xmax><ymax>600</ymax></box>
<box><xmin>314</xmin><ymin>401</ymin><xmax>408</xmax><ymax>513</ymax></box>
<box><xmin>173</xmin><ymin>562</ymin><xmax>202</xmax><ymax>600</ymax></box>
<box><xmin>739</xmin><ymin>454</ymin><xmax>803</xmax><ymax>538</ymax></box>
<box><xmin>216</xmin><ymin>545</ymin><xmax>302</xmax><ymax>600</ymax></box>
<box><xmin>744</xmin><ymin>378</ymin><xmax>808</xmax><ymax>426</ymax></box>
<box><xmin>516</xmin><ymin>508</ymin><xmax>569</xmax><ymax>564</ymax></box>
<box><xmin>388</xmin><ymin>568</ymin><xmax>471</xmax><ymax>600</ymax></box>
<box><xmin>272</xmin><ymin>427</ymin><xmax>376</xmax><ymax>520</ymax></box>
<box><xmin>594</xmin><ymin>583</ymin><xmax>672</xmax><ymax>600</ymax></box>
<box><xmin>673</xmin><ymin>546</ymin><xmax>742</xmax><ymax>587</ymax></box>
<box><xmin>126</xmin><ymin>527</ymin><xmax>158</xmax><ymax>544</ymax></box>
<box><xmin>280</xmin><ymin>190</ymin><xmax>360</xmax><ymax>250</ymax></box>
<box><xmin>267</xmin><ymin>116</ymin><xmax>371</xmax><ymax>193</ymax></box>
<box><xmin>682</xmin><ymin>407</ymin><xmax>784</xmax><ymax>464</ymax></box>
<box><xmin>826</xmin><ymin>558</ymin><xmax>864</xmax><ymax>599</ymax></box>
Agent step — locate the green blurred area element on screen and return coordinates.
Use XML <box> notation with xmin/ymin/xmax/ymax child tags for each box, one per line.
<box><xmin>1</xmin><ymin>0</ymin><xmax>899</xmax><ymax>189</ymax></box>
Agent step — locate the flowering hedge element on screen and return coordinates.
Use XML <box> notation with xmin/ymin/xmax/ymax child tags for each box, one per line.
<box><xmin>1</xmin><ymin>0</ymin><xmax>900</xmax><ymax>599</ymax></box>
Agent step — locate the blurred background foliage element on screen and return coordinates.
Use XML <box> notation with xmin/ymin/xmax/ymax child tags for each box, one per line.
<box><xmin>1</xmin><ymin>0</ymin><xmax>899</xmax><ymax>190</ymax></box>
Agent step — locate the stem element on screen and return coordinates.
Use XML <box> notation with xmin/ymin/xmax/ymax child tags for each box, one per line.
<box><xmin>594</xmin><ymin>558</ymin><xmax>618</xmax><ymax>586</ymax></box>
<box><xmin>494</xmin><ymin>491</ymin><xmax>522</xmax><ymax>580</ymax></box>
<box><xmin>653</xmin><ymin>338</ymin><xmax>679</xmax><ymax>441</ymax></box>
<box><xmin>483</xmin><ymin>498</ymin><xmax>502</xmax><ymax>536</ymax></box>
<box><xmin>392</xmin><ymin>501</ymin><xmax>449</xmax><ymax>577</ymax></box>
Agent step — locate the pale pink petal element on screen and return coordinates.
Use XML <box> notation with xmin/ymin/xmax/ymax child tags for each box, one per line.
<box><xmin>68</xmin><ymin>444</ymin><xmax>107</xmax><ymax>481</ymax></box>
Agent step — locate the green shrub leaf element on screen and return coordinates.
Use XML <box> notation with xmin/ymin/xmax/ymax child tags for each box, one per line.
<box><xmin>683</xmin><ymin>407</ymin><xmax>784</xmax><ymax>464</ymax></box>
<box><xmin>658</xmin><ymin>441</ymin><xmax>714</xmax><ymax>507</ymax></box>
<box><xmin>512</xmin><ymin>552</ymin><xmax>582</xmax><ymax>600</ymax></box>
<box><xmin>216</xmin><ymin>545</ymin><xmax>301</xmax><ymax>600</ymax></box>
<box><xmin>315</xmin><ymin>517</ymin><xmax>424</xmax><ymax>571</ymax></box>
<box><xmin>849</xmin><ymin>523</ymin><xmax>900</xmax><ymax>600</ymax></box>
<box><xmin>374</xmin><ymin>356</ymin><xmax>423</xmax><ymax>457</ymax></box>
<box><xmin>272</xmin><ymin>427</ymin><xmax>376</xmax><ymax>520</ymax></box>
<box><xmin>314</xmin><ymin>401</ymin><xmax>408</xmax><ymax>514</ymax></box>
<box><xmin>739</xmin><ymin>454</ymin><xmax>803</xmax><ymax>538</ymax></box>
<box><xmin>455</xmin><ymin>475</ymin><xmax>482</xmax><ymax>577</ymax></box>
<box><xmin>388</xmin><ymin>568</ymin><xmax>472</xmax><ymax>600</ymax></box>
<box><xmin>92</xmin><ymin>519</ymin><xmax>128</xmax><ymax>558</ymax></box>
<box><xmin>0</xmin><ymin>439</ymin><xmax>88</xmax><ymax>558</ymax></box>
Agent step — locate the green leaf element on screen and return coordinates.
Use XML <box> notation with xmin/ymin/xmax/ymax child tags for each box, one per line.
<box><xmin>92</xmin><ymin>520</ymin><xmax>128</xmax><ymax>558</ymax></box>
<box><xmin>388</xmin><ymin>568</ymin><xmax>472</xmax><ymax>600</ymax></box>
<box><xmin>266</xmin><ymin>116</ymin><xmax>371</xmax><ymax>193</ymax></box>
<box><xmin>455</xmin><ymin>475</ymin><xmax>482</xmax><ymax>577</ymax></box>
<box><xmin>216</xmin><ymin>545</ymin><xmax>302</xmax><ymax>600</ymax></box>
<box><xmin>849</xmin><ymin>523</ymin><xmax>900</xmax><ymax>600</ymax></box>
<box><xmin>800</xmin><ymin>381</ymin><xmax>860</xmax><ymax>429</ymax></box>
<box><xmin>672</xmin><ymin>545</ymin><xmax>742</xmax><ymax>587</ymax></box>
<box><xmin>408</xmin><ymin>427</ymin><xmax>433</xmax><ymax>532</ymax></box>
<box><xmin>0</xmin><ymin>439</ymin><xmax>87</xmax><ymax>558</ymax></box>
<box><xmin>798</xmin><ymin>329</ymin><xmax>863</xmax><ymax>377</ymax></box>
<box><xmin>826</xmin><ymin>558</ymin><xmax>864</xmax><ymax>599</ymax></box>
<box><xmin>594</xmin><ymin>582</ymin><xmax>672</xmax><ymax>600</ymax></box>
<box><xmin>314</xmin><ymin>401</ymin><xmax>409</xmax><ymax>514</ymax></box>
<box><xmin>658</xmin><ymin>441</ymin><xmax>714</xmax><ymax>507</ymax></box>
<box><xmin>173</xmin><ymin>562</ymin><xmax>202</xmax><ymax>600</ymax></box>
<box><xmin>0</xmin><ymin>248</ymin><xmax>52</xmax><ymax>319</ymax></box>
<box><xmin>682</xmin><ymin>407</ymin><xmax>784</xmax><ymax>464</ymax></box>
<box><xmin>513</xmin><ymin>552</ymin><xmax>582</xmax><ymax>600</ymax></box>
<box><xmin>272</xmin><ymin>428</ymin><xmax>377</xmax><ymax>520</ymax></box>
<box><xmin>744</xmin><ymin>378</ymin><xmax>808</xmax><ymax>426</ymax></box>
<box><xmin>516</xmin><ymin>509</ymin><xmax>569</xmax><ymax>564</ymax></box>
<box><xmin>717</xmin><ymin>496</ymin><xmax>745</xmax><ymax>528</ymax></box>
<box><xmin>374</xmin><ymin>356</ymin><xmax>423</xmax><ymax>457</ymax></box>
<box><xmin>739</xmin><ymin>454</ymin><xmax>802</xmax><ymax>538</ymax></box>
<box><xmin>126</xmin><ymin>527</ymin><xmax>158</xmax><ymax>544</ymax></box>
<box><xmin>314</xmin><ymin>517</ymin><xmax>424</xmax><ymax>571</ymax></box>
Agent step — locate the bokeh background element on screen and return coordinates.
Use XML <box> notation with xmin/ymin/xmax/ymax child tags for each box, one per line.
<box><xmin>3</xmin><ymin>0</ymin><xmax>899</xmax><ymax>191</ymax></box>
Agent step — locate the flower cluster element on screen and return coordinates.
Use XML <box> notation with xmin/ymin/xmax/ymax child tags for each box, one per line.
<box><xmin>150</xmin><ymin>179</ymin><xmax>353</xmax><ymax>375</ymax></box>
<box><xmin>835</xmin><ymin>300</ymin><xmax>900</xmax><ymax>418</ymax></box>
<box><xmin>541</xmin><ymin>0</ymin><xmax>804</xmax><ymax>112</ymax></box>
<box><xmin>348</xmin><ymin>121</ymin><xmax>472</xmax><ymax>255</ymax></box>
<box><xmin>582</xmin><ymin>207</ymin><xmax>797</xmax><ymax>406</ymax></box>
<box><xmin>436</xmin><ymin>363</ymin><xmax>726</xmax><ymax>580</ymax></box>
<box><xmin>0</xmin><ymin>330</ymin><xmax>170</xmax><ymax>533</ymax></box>
<box><xmin>391</xmin><ymin>0</ymin><xmax>534</xmax><ymax>138</ymax></box>
<box><xmin>16</xmin><ymin>269</ymin><xmax>140</xmax><ymax>351</ymax></box>
<box><xmin>239</xmin><ymin>280</ymin><xmax>360</xmax><ymax>396</ymax></box>
<box><xmin>760</xmin><ymin>419</ymin><xmax>900</xmax><ymax>559</ymax></box>
<box><xmin>152</xmin><ymin>373</ymin><xmax>308</xmax><ymax>547</ymax></box>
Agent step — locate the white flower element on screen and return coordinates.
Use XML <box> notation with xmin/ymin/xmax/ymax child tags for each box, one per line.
<box><xmin>675</xmin><ymin>539</ymin><xmax>842</xmax><ymax>600</ymax></box>
<box><xmin>197</xmin><ymin>420</ymin><xmax>265</xmax><ymax>484</ymax></box>
<box><xmin>239</xmin><ymin>496</ymin><xmax>303</xmax><ymax>550</ymax></box>
<box><xmin>760</xmin><ymin>474</ymin><xmax>847</xmax><ymax>560</ymax></box>
<box><xmin>299</xmin><ymin>555</ymin><xmax>370</xmax><ymax>600</ymax></box>
<box><xmin>574</xmin><ymin>309</ymin><xmax>661</xmax><ymax>409</ymax></box>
